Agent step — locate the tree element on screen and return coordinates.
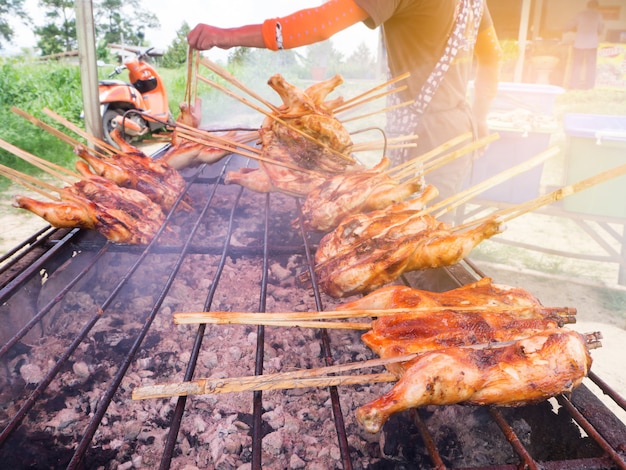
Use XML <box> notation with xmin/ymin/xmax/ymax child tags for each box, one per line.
<box><xmin>95</xmin><ymin>0</ymin><xmax>159</xmax><ymax>50</ymax></box>
<box><xmin>34</xmin><ymin>0</ymin><xmax>77</xmax><ymax>55</ymax></box>
<box><xmin>0</xmin><ymin>0</ymin><xmax>27</xmax><ymax>50</ymax></box>
<box><xmin>162</xmin><ymin>22</ymin><xmax>190</xmax><ymax>68</ymax></box>
<box><xmin>341</xmin><ymin>41</ymin><xmax>376</xmax><ymax>79</ymax></box>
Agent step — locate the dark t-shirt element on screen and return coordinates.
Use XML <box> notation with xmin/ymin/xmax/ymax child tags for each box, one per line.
<box><xmin>354</xmin><ymin>0</ymin><xmax>492</xmax><ymax>113</ymax></box>
<box><xmin>353</xmin><ymin>0</ymin><xmax>494</xmax><ymax>203</ymax></box>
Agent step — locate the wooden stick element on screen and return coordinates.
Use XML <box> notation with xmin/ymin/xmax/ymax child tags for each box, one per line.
<box><xmin>454</xmin><ymin>159</ymin><xmax>626</xmax><ymax>233</ymax></box>
<box><xmin>385</xmin><ymin>132</ymin><xmax>472</xmax><ymax>177</ymax></box>
<box><xmin>176</xmin><ymin>317</ymin><xmax>372</xmax><ymax>330</ymax></box>
<box><xmin>175</xmin><ymin>122</ymin><xmax>262</xmax><ymax>155</ymax></box>
<box><xmin>196</xmin><ymin>74</ymin><xmax>356</xmax><ymax>165</ymax></box>
<box><xmin>0</xmin><ymin>138</ymin><xmax>79</xmax><ymax>184</ymax></box>
<box><xmin>174</xmin><ymin>128</ymin><xmax>322</xmax><ymax>176</ymax></box>
<box><xmin>174</xmin><ymin>305</ymin><xmax>576</xmax><ymax>324</ymax></box>
<box><xmin>11</xmin><ymin>107</ymin><xmax>83</xmax><ymax>150</ymax></box>
<box><xmin>132</xmin><ymin>353</ymin><xmax>417</xmax><ymax>399</ymax></box>
<box><xmin>432</xmin><ymin>146</ymin><xmax>559</xmax><ymax>220</ymax></box>
<box><xmin>0</xmin><ymin>163</ymin><xmax>62</xmax><ymax>201</ymax></box>
<box><xmin>199</xmin><ymin>57</ymin><xmax>281</xmax><ymax>114</ymax></box>
<box><xmin>340</xmin><ymin>99</ymin><xmax>414</xmax><ymax>124</ymax></box>
<box><xmin>133</xmin><ymin>372</ymin><xmax>398</xmax><ymax>399</ymax></box>
<box><xmin>333</xmin><ymin>85</ymin><xmax>408</xmax><ymax>115</ymax></box>
<box><xmin>42</xmin><ymin>107</ymin><xmax>118</xmax><ymax>155</ymax></box>
<box><xmin>388</xmin><ymin>133</ymin><xmax>494</xmax><ymax>183</ymax></box>
<box><xmin>331</xmin><ymin>71</ymin><xmax>411</xmax><ymax>111</ymax></box>
<box><xmin>350</xmin><ymin>134</ymin><xmax>419</xmax><ymax>153</ymax></box>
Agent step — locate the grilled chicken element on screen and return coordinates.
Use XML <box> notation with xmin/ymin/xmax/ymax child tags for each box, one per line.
<box><xmin>225</xmin><ymin>74</ymin><xmax>357</xmax><ymax>196</ymax></box>
<box><xmin>225</xmin><ymin>128</ymin><xmax>329</xmax><ymax>197</ymax></box>
<box><xmin>362</xmin><ymin>309</ymin><xmax>573</xmax><ymax>369</ymax></box>
<box><xmin>316</xmin><ymin>214</ymin><xmax>503</xmax><ymax>298</ymax></box>
<box><xmin>313</xmin><ymin>190</ymin><xmax>441</xmax><ymax>265</ymax></box>
<box><xmin>356</xmin><ymin>329</ymin><xmax>594</xmax><ymax>433</ymax></box>
<box><xmin>295</xmin><ymin>158</ymin><xmax>427</xmax><ymax>232</ymax></box>
<box><xmin>74</xmin><ymin>144</ymin><xmax>187</xmax><ymax>211</ymax></box>
<box><xmin>14</xmin><ymin>170</ymin><xmax>167</xmax><ymax>245</ymax></box>
<box><xmin>176</xmin><ymin>98</ymin><xmax>202</xmax><ymax>128</ymax></box>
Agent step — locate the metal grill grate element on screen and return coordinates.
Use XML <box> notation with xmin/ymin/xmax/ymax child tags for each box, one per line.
<box><xmin>0</xmin><ymin>155</ymin><xmax>625</xmax><ymax>469</ymax></box>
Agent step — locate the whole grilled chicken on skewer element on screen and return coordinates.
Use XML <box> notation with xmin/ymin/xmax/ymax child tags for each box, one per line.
<box><xmin>313</xmin><ymin>186</ymin><xmax>440</xmax><ymax>265</ymax></box>
<box><xmin>225</xmin><ymin>127</ymin><xmax>329</xmax><ymax>197</ymax></box>
<box><xmin>340</xmin><ymin>278</ymin><xmax>577</xmax><ymax>366</ymax></box>
<box><xmin>356</xmin><ymin>329</ymin><xmax>596</xmax><ymax>433</ymax></box>
<box><xmin>315</xmin><ymin>214</ymin><xmax>503</xmax><ymax>298</ymax></box>
<box><xmin>14</xmin><ymin>174</ymin><xmax>166</xmax><ymax>245</ymax></box>
<box><xmin>74</xmin><ymin>146</ymin><xmax>183</xmax><ymax>211</ymax></box>
<box><xmin>225</xmin><ymin>74</ymin><xmax>359</xmax><ymax>196</ymax></box>
<box><xmin>295</xmin><ymin>157</ymin><xmax>426</xmax><ymax>232</ymax></box>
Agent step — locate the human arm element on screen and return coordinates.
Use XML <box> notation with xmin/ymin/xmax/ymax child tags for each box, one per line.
<box><xmin>187</xmin><ymin>0</ymin><xmax>368</xmax><ymax>51</ymax></box>
<box><xmin>472</xmin><ymin>24</ymin><xmax>502</xmax><ymax>139</ymax></box>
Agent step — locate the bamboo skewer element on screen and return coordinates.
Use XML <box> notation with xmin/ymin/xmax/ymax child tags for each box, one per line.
<box><xmin>174</xmin><ymin>305</ymin><xmax>576</xmax><ymax>328</ymax></box>
<box><xmin>431</xmin><ymin>146</ymin><xmax>559</xmax><ymax>220</ymax></box>
<box><xmin>334</xmin><ymin>85</ymin><xmax>408</xmax><ymax>115</ymax></box>
<box><xmin>12</xmin><ymin>107</ymin><xmax>82</xmax><ymax>150</ymax></box>
<box><xmin>385</xmin><ymin>131</ymin><xmax>472</xmax><ymax>178</ymax></box>
<box><xmin>453</xmin><ymin>159</ymin><xmax>626</xmax><ymax>234</ymax></box>
<box><xmin>0</xmin><ymin>163</ymin><xmax>63</xmax><ymax>201</ymax></box>
<box><xmin>133</xmin><ymin>372</ymin><xmax>398</xmax><ymax>399</ymax></box>
<box><xmin>0</xmin><ymin>138</ymin><xmax>79</xmax><ymax>184</ymax></box>
<box><xmin>173</xmin><ymin>127</ymin><xmax>322</xmax><ymax>176</ymax></box>
<box><xmin>331</xmin><ymin>71</ymin><xmax>411</xmax><ymax>111</ymax></box>
<box><xmin>174</xmin><ymin>121</ymin><xmax>262</xmax><ymax>155</ymax></box>
<box><xmin>340</xmin><ymin>100</ymin><xmax>414</xmax><ymax>124</ymax></box>
<box><xmin>195</xmin><ymin>74</ymin><xmax>356</xmax><ymax>166</ymax></box>
<box><xmin>350</xmin><ymin>134</ymin><xmax>420</xmax><ymax>153</ymax></box>
<box><xmin>132</xmin><ymin>353</ymin><xmax>420</xmax><ymax>399</ymax></box>
<box><xmin>42</xmin><ymin>107</ymin><xmax>118</xmax><ymax>156</ymax></box>
<box><xmin>11</xmin><ymin>107</ymin><xmax>119</xmax><ymax>160</ymax></box>
<box><xmin>387</xmin><ymin>133</ymin><xmax>495</xmax><ymax>183</ymax></box>
<box><xmin>134</xmin><ymin>330</ymin><xmax>601</xmax><ymax>400</ymax></box>
<box><xmin>199</xmin><ymin>58</ymin><xmax>281</xmax><ymax>114</ymax></box>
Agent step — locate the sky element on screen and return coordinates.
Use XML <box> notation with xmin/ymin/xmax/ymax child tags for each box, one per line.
<box><xmin>5</xmin><ymin>0</ymin><xmax>379</xmax><ymax>59</ymax></box>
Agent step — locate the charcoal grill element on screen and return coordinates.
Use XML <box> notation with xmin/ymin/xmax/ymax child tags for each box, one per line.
<box><xmin>0</xmin><ymin>153</ymin><xmax>625</xmax><ymax>469</ymax></box>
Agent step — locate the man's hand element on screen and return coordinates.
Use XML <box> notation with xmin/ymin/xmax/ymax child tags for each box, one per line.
<box><xmin>187</xmin><ymin>24</ymin><xmax>226</xmax><ymax>50</ymax></box>
<box><xmin>187</xmin><ymin>24</ymin><xmax>265</xmax><ymax>50</ymax></box>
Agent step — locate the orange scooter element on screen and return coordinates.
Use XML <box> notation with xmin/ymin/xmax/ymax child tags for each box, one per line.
<box><xmin>99</xmin><ymin>47</ymin><xmax>173</xmax><ymax>147</ymax></box>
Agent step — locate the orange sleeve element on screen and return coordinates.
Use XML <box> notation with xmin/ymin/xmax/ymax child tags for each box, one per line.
<box><xmin>473</xmin><ymin>24</ymin><xmax>502</xmax><ymax>116</ymax></box>
<box><xmin>474</xmin><ymin>25</ymin><xmax>502</xmax><ymax>67</ymax></box>
<box><xmin>262</xmin><ymin>0</ymin><xmax>368</xmax><ymax>51</ymax></box>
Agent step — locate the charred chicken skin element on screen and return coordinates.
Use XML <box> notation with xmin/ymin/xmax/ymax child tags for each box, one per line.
<box><xmin>296</xmin><ymin>158</ymin><xmax>427</xmax><ymax>232</ymax></box>
<box><xmin>74</xmin><ymin>143</ymin><xmax>187</xmax><ymax>211</ymax></box>
<box><xmin>340</xmin><ymin>277</ymin><xmax>576</xmax><ymax>364</ymax></box>
<box><xmin>356</xmin><ymin>329</ymin><xmax>594</xmax><ymax>433</ymax></box>
<box><xmin>315</xmin><ymin>213</ymin><xmax>503</xmax><ymax>298</ymax></box>
<box><xmin>14</xmin><ymin>170</ymin><xmax>167</xmax><ymax>245</ymax></box>
<box><xmin>313</xmin><ymin>188</ymin><xmax>441</xmax><ymax>265</ymax></box>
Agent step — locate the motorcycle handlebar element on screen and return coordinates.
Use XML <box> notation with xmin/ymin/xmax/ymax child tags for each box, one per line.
<box><xmin>108</xmin><ymin>65</ymin><xmax>127</xmax><ymax>78</ymax></box>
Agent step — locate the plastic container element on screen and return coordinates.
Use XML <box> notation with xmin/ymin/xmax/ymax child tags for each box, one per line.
<box><xmin>467</xmin><ymin>129</ymin><xmax>551</xmax><ymax>203</ymax></box>
<box><xmin>563</xmin><ymin>113</ymin><xmax>626</xmax><ymax>218</ymax></box>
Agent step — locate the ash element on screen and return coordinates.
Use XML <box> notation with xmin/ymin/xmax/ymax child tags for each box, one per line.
<box><xmin>0</xmin><ymin>175</ymin><xmax>605</xmax><ymax>469</ymax></box>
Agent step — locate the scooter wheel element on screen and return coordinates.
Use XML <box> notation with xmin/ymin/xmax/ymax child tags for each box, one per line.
<box><xmin>102</xmin><ymin>106</ymin><xmax>133</xmax><ymax>148</ymax></box>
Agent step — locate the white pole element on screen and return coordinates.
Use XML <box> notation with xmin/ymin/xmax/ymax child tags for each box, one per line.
<box><xmin>515</xmin><ymin>0</ymin><xmax>532</xmax><ymax>82</ymax></box>
<box><xmin>75</xmin><ymin>0</ymin><xmax>102</xmax><ymax>140</ymax></box>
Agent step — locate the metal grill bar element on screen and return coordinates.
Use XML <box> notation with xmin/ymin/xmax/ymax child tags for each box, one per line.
<box><xmin>297</xmin><ymin>198</ymin><xmax>353</xmax><ymax>470</ymax></box>
<box><xmin>251</xmin><ymin>194</ymin><xmax>271</xmax><ymax>468</ymax></box>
